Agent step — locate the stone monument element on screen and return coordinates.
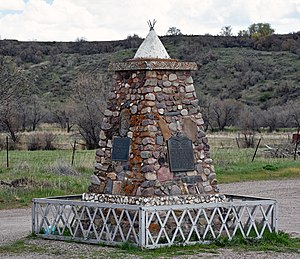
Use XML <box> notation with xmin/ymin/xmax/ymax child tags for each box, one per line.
<box><xmin>87</xmin><ymin>21</ymin><xmax>218</xmax><ymax>201</ymax></box>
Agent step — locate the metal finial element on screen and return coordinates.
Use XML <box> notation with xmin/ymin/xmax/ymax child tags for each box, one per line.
<box><xmin>147</xmin><ymin>19</ymin><xmax>157</xmax><ymax>30</ymax></box>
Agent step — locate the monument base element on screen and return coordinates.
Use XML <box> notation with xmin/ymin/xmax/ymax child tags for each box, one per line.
<box><xmin>32</xmin><ymin>194</ymin><xmax>278</xmax><ymax>249</ymax></box>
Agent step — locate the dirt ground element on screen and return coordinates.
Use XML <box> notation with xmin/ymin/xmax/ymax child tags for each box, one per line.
<box><xmin>0</xmin><ymin>179</ymin><xmax>299</xmax><ymax>258</ymax></box>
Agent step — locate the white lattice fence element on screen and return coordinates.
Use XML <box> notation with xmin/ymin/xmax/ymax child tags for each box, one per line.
<box><xmin>32</xmin><ymin>194</ymin><xmax>278</xmax><ymax>248</ymax></box>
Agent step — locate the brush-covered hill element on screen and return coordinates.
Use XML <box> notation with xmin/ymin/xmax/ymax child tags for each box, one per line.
<box><xmin>1</xmin><ymin>32</ymin><xmax>300</xmax><ymax>108</ymax></box>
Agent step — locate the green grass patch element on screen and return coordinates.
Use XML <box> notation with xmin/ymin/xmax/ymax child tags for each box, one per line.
<box><xmin>0</xmin><ymin>149</ymin><xmax>95</xmax><ymax>209</ymax></box>
<box><xmin>212</xmin><ymin>148</ymin><xmax>300</xmax><ymax>183</ymax></box>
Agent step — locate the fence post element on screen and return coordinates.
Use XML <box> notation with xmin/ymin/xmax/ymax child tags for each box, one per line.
<box><xmin>71</xmin><ymin>140</ymin><xmax>76</xmax><ymax>165</ymax></box>
<box><xmin>6</xmin><ymin>136</ymin><xmax>9</xmax><ymax>168</ymax></box>
<box><xmin>294</xmin><ymin>128</ymin><xmax>299</xmax><ymax>161</ymax></box>
<box><xmin>252</xmin><ymin>138</ymin><xmax>261</xmax><ymax>162</ymax></box>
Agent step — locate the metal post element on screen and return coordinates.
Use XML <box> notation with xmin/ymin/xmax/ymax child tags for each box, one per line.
<box><xmin>32</xmin><ymin>200</ymin><xmax>36</xmax><ymax>234</ymax></box>
<box><xmin>6</xmin><ymin>136</ymin><xmax>9</xmax><ymax>168</ymax></box>
<box><xmin>293</xmin><ymin>128</ymin><xmax>299</xmax><ymax>160</ymax></box>
<box><xmin>71</xmin><ymin>140</ymin><xmax>76</xmax><ymax>165</ymax></box>
<box><xmin>252</xmin><ymin>138</ymin><xmax>261</xmax><ymax>162</ymax></box>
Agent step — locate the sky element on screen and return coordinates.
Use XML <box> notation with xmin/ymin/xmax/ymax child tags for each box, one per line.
<box><xmin>0</xmin><ymin>0</ymin><xmax>299</xmax><ymax>41</ymax></box>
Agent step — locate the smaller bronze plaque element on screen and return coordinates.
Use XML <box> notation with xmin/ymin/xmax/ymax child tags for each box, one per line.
<box><xmin>112</xmin><ymin>137</ymin><xmax>130</xmax><ymax>161</ymax></box>
<box><xmin>167</xmin><ymin>135</ymin><xmax>194</xmax><ymax>172</ymax></box>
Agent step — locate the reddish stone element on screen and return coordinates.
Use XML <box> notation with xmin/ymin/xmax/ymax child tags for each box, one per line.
<box><xmin>157</xmin><ymin>167</ymin><xmax>173</xmax><ymax>182</ymax></box>
<box><xmin>112</xmin><ymin>181</ymin><xmax>122</xmax><ymax>195</ymax></box>
<box><xmin>157</xmin><ymin>116</ymin><xmax>171</xmax><ymax>140</ymax></box>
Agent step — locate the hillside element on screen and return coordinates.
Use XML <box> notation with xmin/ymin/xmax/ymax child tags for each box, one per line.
<box><xmin>1</xmin><ymin>33</ymin><xmax>299</xmax><ymax>108</ymax></box>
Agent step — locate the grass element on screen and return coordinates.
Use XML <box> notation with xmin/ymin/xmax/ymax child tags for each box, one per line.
<box><xmin>0</xmin><ymin>137</ymin><xmax>299</xmax><ymax>209</ymax></box>
<box><xmin>0</xmin><ymin>149</ymin><xmax>95</xmax><ymax>209</ymax></box>
<box><xmin>0</xmin><ymin>231</ymin><xmax>298</xmax><ymax>257</ymax></box>
<box><xmin>212</xmin><ymin>147</ymin><xmax>300</xmax><ymax>183</ymax></box>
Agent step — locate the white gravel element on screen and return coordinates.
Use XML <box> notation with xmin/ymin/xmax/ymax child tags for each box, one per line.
<box><xmin>0</xmin><ymin>179</ymin><xmax>299</xmax><ymax>258</ymax></box>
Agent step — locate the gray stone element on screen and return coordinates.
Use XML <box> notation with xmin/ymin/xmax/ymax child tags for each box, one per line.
<box><xmin>141</xmin><ymin>151</ymin><xmax>152</xmax><ymax>158</ymax></box>
<box><xmin>96</xmin><ymin>149</ymin><xmax>104</xmax><ymax>157</ymax></box>
<box><xmin>186</xmin><ymin>76</ymin><xmax>193</xmax><ymax>84</ymax></box>
<box><xmin>141</xmin><ymin>187</ymin><xmax>155</xmax><ymax>196</ymax></box>
<box><xmin>104</xmin><ymin>179</ymin><xmax>113</xmax><ymax>193</ymax></box>
<box><xmin>91</xmin><ymin>175</ymin><xmax>101</xmax><ymax>185</ymax></box>
<box><xmin>169</xmin><ymin>73</ymin><xmax>177</xmax><ymax>81</ymax></box>
<box><xmin>169</xmin><ymin>122</ymin><xmax>177</xmax><ymax>131</ymax></box>
<box><xmin>162</xmin><ymin>81</ymin><xmax>172</xmax><ymax>87</ymax></box>
<box><xmin>165</xmin><ymin>111</ymin><xmax>180</xmax><ymax>116</ymax></box>
<box><xmin>141</xmin><ymin>165</ymin><xmax>154</xmax><ymax>173</ymax></box>
<box><xmin>156</xmin><ymin>135</ymin><xmax>164</xmax><ymax>145</ymax></box>
<box><xmin>101</xmin><ymin>123</ymin><xmax>112</xmax><ymax>130</ymax></box>
<box><xmin>170</xmin><ymin>185</ymin><xmax>181</xmax><ymax>195</ymax></box>
<box><xmin>185</xmin><ymin>84</ymin><xmax>195</xmax><ymax>93</ymax></box>
<box><xmin>196</xmin><ymin>163</ymin><xmax>203</xmax><ymax>174</ymax></box>
<box><xmin>204</xmin><ymin>168</ymin><xmax>211</xmax><ymax>175</ymax></box>
<box><xmin>145</xmin><ymin>78</ymin><xmax>157</xmax><ymax>86</ymax></box>
<box><xmin>180</xmin><ymin>109</ymin><xmax>188</xmax><ymax>116</ymax></box>
<box><xmin>208</xmin><ymin>173</ymin><xmax>216</xmax><ymax>181</ymax></box>
<box><xmin>130</xmin><ymin>105</ymin><xmax>138</xmax><ymax>114</ymax></box>
<box><xmin>204</xmin><ymin>186</ymin><xmax>213</xmax><ymax>192</ymax></box>
<box><xmin>104</xmin><ymin>109</ymin><xmax>113</xmax><ymax>117</ymax></box>
<box><xmin>145</xmin><ymin>93</ymin><xmax>156</xmax><ymax>101</ymax></box>
<box><xmin>154</xmin><ymin>86</ymin><xmax>162</xmax><ymax>92</ymax></box>
<box><xmin>145</xmin><ymin>173</ymin><xmax>157</xmax><ymax>181</ymax></box>
<box><xmin>156</xmin><ymin>102</ymin><xmax>166</xmax><ymax>109</ymax></box>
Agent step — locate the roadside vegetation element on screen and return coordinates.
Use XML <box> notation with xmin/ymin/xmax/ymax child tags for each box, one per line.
<box><xmin>0</xmin><ymin>231</ymin><xmax>299</xmax><ymax>257</ymax></box>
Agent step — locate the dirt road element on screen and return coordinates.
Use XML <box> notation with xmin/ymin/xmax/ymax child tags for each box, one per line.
<box><xmin>0</xmin><ymin>179</ymin><xmax>299</xmax><ymax>258</ymax></box>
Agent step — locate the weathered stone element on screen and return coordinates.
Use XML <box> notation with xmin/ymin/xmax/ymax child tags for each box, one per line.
<box><xmin>170</xmin><ymin>185</ymin><xmax>181</xmax><ymax>195</ymax></box>
<box><xmin>130</xmin><ymin>105</ymin><xmax>137</xmax><ymax>114</ymax></box>
<box><xmin>141</xmin><ymin>187</ymin><xmax>155</xmax><ymax>196</ymax></box>
<box><xmin>107</xmin><ymin>172</ymin><xmax>117</xmax><ymax>180</ymax></box>
<box><xmin>158</xmin><ymin>108</ymin><xmax>164</xmax><ymax>115</ymax></box>
<box><xmin>119</xmin><ymin>109</ymin><xmax>131</xmax><ymax>137</ymax></box>
<box><xmin>148</xmin><ymin>158</ymin><xmax>157</xmax><ymax>164</ymax></box>
<box><xmin>157</xmin><ymin>167</ymin><xmax>173</xmax><ymax>182</ymax></box>
<box><xmin>145</xmin><ymin>173</ymin><xmax>157</xmax><ymax>181</ymax></box>
<box><xmin>91</xmin><ymin>175</ymin><xmax>101</xmax><ymax>185</ymax></box>
<box><xmin>96</xmin><ymin>149</ymin><xmax>104</xmax><ymax>157</ymax></box>
<box><xmin>145</xmin><ymin>78</ymin><xmax>157</xmax><ymax>86</ymax></box>
<box><xmin>180</xmin><ymin>109</ymin><xmax>188</xmax><ymax>116</ymax></box>
<box><xmin>104</xmin><ymin>179</ymin><xmax>113</xmax><ymax>193</ymax></box>
<box><xmin>142</xmin><ymin>137</ymin><xmax>155</xmax><ymax>145</ymax></box>
<box><xmin>154</xmin><ymin>86</ymin><xmax>162</xmax><ymax>92</ymax></box>
<box><xmin>127</xmin><ymin>131</ymin><xmax>133</xmax><ymax>138</ymax></box>
<box><xmin>182</xmin><ymin>117</ymin><xmax>198</xmax><ymax>142</ymax></box>
<box><xmin>196</xmin><ymin>163</ymin><xmax>203</xmax><ymax>174</ymax></box>
<box><xmin>141</xmin><ymin>107</ymin><xmax>151</xmax><ymax>114</ymax></box>
<box><xmin>162</xmin><ymin>81</ymin><xmax>172</xmax><ymax>87</ymax></box>
<box><xmin>204</xmin><ymin>186</ymin><xmax>213</xmax><ymax>192</ymax></box>
<box><xmin>156</xmin><ymin>135</ymin><xmax>164</xmax><ymax>145</ymax></box>
<box><xmin>115</xmin><ymin>165</ymin><xmax>123</xmax><ymax>173</ymax></box>
<box><xmin>147</xmin><ymin>125</ymin><xmax>158</xmax><ymax>132</ymax></box>
<box><xmin>104</xmin><ymin>109</ymin><xmax>113</xmax><ymax>116</ymax></box>
<box><xmin>141</xmin><ymin>165</ymin><xmax>154</xmax><ymax>173</ymax></box>
<box><xmin>141</xmin><ymin>151</ymin><xmax>152</xmax><ymax>159</ymax></box>
<box><xmin>205</xmin><ymin>158</ymin><xmax>213</xmax><ymax>164</ymax></box>
<box><xmin>112</xmin><ymin>181</ymin><xmax>122</xmax><ymax>194</ymax></box>
<box><xmin>153</xmin><ymin>151</ymin><xmax>160</xmax><ymax>158</ymax></box>
<box><xmin>208</xmin><ymin>173</ymin><xmax>216</xmax><ymax>181</ymax></box>
<box><xmin>169</xmin><ymin>122</ymin><xmax>177</xmax><ymax>131</ymax></box>
<box><xmin>165</xmin><ymin>111</ymin><xmax>180</xmax><ymax>116</ymax></box>
<box><xmin>186</xmin><ymin>76</ymin><xmax>193</xmax><ymax>84</ymax></box>
<box><xmin>145</xmin><ymin>93</ymin><xmax>156</xmax><ymax>101</ymax></box>
<box><xmin>169</xmin><ymin>73</ymin><xmax>177</xmax><ymax>81</ymax></box>
<box><xmin>196</xmin><ymin>118</ymin><xmax>205</xmax><ymax>125</ymax></box>
<box><xmin>204</xmin><ymin>168</ymin><xmax>211</xmax><ymax>175</ymax></box>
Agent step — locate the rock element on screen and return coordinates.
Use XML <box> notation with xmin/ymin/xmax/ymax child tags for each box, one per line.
<box><xmin>107</xmin><ymin>172</ymin><xmax>117</xmax><ymax>180</ymax></box>
<box><xmin>96</xmin><ymin>149</ymin><xmax>104</xmax><ymax>157</ymax></box>
<box><xmin>112</xmin><ymin>181</ymin><xmax>122</xmax><ymax>194</ymax></box>
<box><xmin>204</xmin><ymin>186</ymin><xmax>213</xmax><ymax>192</ymax></box>
<box><xmin>169</xmin><ymin>74</ymin><xmax>177</xmax><ymax>81</ymax></box>
<box><xmin>158</xmin><ymin>108</ymin><xmax>164</xmax><ymax>115</ymax></box>
<box><xmin>180</xmin><ymin>109</ymin><xmax>188</xmax><ymax>116</ymax></box>
<box><xmin>142</xmin><ymin>137</ymin><xmax>155</xmax><ymax>145</ymax></box>
<box><xmin>141</xmin><ymin>151</ymin><xmax>152</xmax><ymax>158</ymax></box>
<box><xmin>145</xmin><ymin>93</ymin><xmax>156</xmax><ymax>101</ymax></box>
<box><xmin>148</xmin><ymin>158</ymin><xmax>157</xmax><ymax>164</ymax></box>
<box><xmin>185</xmin><ymin>84</ymin><xmax>195</xmax><ymax>92</ymax></box>
<box><xmin>186</xmin><ymin>76</ymin><xmax>193</xmax><ymax>84</ymax></box>
<box><xmin>91</xmin><ymin>175</ymin><xmax>101</xmax><ymax>185</ymax></box>
<box><xmin>104</xmin><ymin>109</ymin><xmax>113</xmax><ymax>116</ymax></box>
<box><xmin>169</xmin><ymin>122</ymin><xmax>177</xmax><ymax>131</ymax></box>
<box><xmin>141</xmin><ymin>187</ymin><xmax>155</xmax><ymax>196</ymax></box>
<box><xmin>204</xmin><ymin>168</ymin><xmax>211</xmax><ymax>175</ymax></box>
<box><xmin>170</xmin><ymin>185</ymin><xmax>181</xmax><ymax>195</ymax></box>
<box><xmin>101</xmin><ymin>123</ymin><xmax>112</xmax><ymax>130</ymax></box>
<box><xmin>163</xmin><ymin>81</ymin><xmax>172</xmax><ymax>87</ymax></box>
<box><xmin>145</xmin><ymin>173</ymin><xmax>157</xmax><ymax>181</ymax></box>
<box><xmin>158</xmin><ymin>116</ymin><xmax>171</xmax><ymax>140</ymax></box>
<box><xmin>104</xmin><ymin>179</ymin><xmax>112</xmax><ymax>193</ymax></box>
<box><xmin>156</xmin><ymin>135</ymin><xmax>164</xmax><ymax>145</ymax></box>
<box><xmin>183</xmin><ymin>117</ymin><xmax>198</xmax><ymax>142</ymax></box>
<box><xmin>157</xmin><ymin>167</ymin><xmax>173</xmax><ymax>182</ymax></box>
<box><xmin>130</xmin><ymin>105</ymin><xmax>138</xmax><ymax>114</ymax></box>
<box><xmin>154</xmin><ymin>86</ymin><xmax>162</xmax><ymax>92</ymax></box>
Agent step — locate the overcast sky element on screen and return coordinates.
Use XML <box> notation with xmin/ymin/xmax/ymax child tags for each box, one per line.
<box><xmin>0</xmin><ymin>0</ymin><xmax>299</xmax><ymax>41</ymax></box>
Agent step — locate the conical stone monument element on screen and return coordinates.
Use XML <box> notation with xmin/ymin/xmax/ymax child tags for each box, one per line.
<box><xmin>86</xmin><ymin>22</ymin><xmax>219</xmax><ymax>203</ymax></box>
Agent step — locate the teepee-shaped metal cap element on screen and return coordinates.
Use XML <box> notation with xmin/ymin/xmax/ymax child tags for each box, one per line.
<box><xmin>134</xmin><ymin>20</ymin><xmax>171</xmax><ymax>59</ymax></box>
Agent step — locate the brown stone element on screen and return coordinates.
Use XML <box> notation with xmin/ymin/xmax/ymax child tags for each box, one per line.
<box><xmin>112</xmin><ymin>181</ymin><xmax>122</xmax><ymax>194</ymax></box>
<box><xmin>157</xmin><ymin>115</ymin><xmax>171</xmax><ymax>140</ymax></box>
<box><xmin>157</xmin><ymin>167</ymin><xmax>173</xmax><ymax>182</ymax></box>
<box><xmin>183</xmin><ymin>117</ymin><xmax>198</xmax><ymax>142</ymax></box>
<box><xmin>107</xmin><ymin>172</ymin><xmax>117</xmax><ymax>180</ymax></box>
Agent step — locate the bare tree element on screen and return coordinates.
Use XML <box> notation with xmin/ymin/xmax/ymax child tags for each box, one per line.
<box><xmin>52</xmin><ymin>101</ymin><xmax>76</xmax><ymax>132</ymax></box>
<box><xmin>72</xmin><ymin>72</ymin><xmax>107</xmax><ymax>149</ymax></box>
<box><xmin>210</xmin><ymin>98</ymin><xmax>242</xmax><ymax>131</ymax></box>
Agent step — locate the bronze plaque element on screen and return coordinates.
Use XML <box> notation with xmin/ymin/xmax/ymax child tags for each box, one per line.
<box><xmin>167</xmin><ymin>135</ymin><xmax>194</xmax><ymax>172</ymax></box>
<box><xmin>112</xmin><ymin>137</ymin><xmax>130</xmax><ymax>161</ymax></box>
